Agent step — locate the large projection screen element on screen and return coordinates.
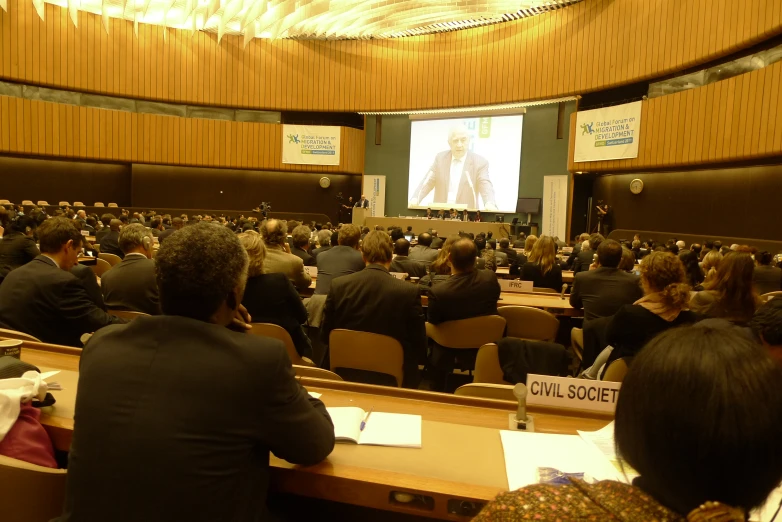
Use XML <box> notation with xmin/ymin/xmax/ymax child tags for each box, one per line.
<box><xmin>407</xmin><ymin>115</ymin><xmax>523</xmax><ymax>212</ymax></box>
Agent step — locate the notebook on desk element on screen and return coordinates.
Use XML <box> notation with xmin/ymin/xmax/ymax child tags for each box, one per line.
<box><xmin>327</xmin><ymin>407</ymin><xmax>422</xmax><ymax>448</ymax></box>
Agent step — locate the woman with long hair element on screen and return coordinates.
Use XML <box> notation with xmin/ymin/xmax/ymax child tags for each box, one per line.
<box><xmin>679</xmin><ymin>250</ymin><xmax>705</xmax><ymax>291</ymax></box>
<box><xmin>701</xmin><ymin>249</ymin><xmax>723</xmax><ymax>285</ymax></box>
<box><xmin>419</xmin><ymin>235</ymin><xmax>459</xmax><ymax>289</ymax></box>
<box><xmin>690</xmin><ymin>252</ymin><xmax>759</xmax><ymax>324</ymax></box>
<box><xmin>520</xmin><ymin>235</ymin><xmax>563</xmax><ymax>291</ymax></box>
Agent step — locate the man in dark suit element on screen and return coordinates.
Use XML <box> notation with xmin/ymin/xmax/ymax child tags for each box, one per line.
<box><xmin>99</xmin><ymin>219</ymin><xmax>124</xmax><ymax>259</ymax></box>
<box><xmin>497</xmin><ymin>238</ymin><xmax>518</xmax><ymax>266</ymax></box>
<box><xmin>409</xmin><ymin>232</ymin><xmax>439</xmax><ymax>264</ymax></box>
<box><xmin>0</xmin><ymin>217</ymin><xmax>124</xmax><ymax>346</ymax></box>
<box><xmin>310</xmin><ymin>229</ymin><xmax>333</xmax><ymax>261</ymax></box>
<box><xmin>290</xmin><ymin>225</ymin><xmax>315</xmax><ymax>267</ymax></box>
<box><xmin>390</xmin><ymin>239</ymin><xmax>428</xmax><ymax>278</ymax></box>
<box><xmin>512</xmin><ymin>233</ymin><xmax>526</xmax><ymax>249</ymax></box>
<box><xmin>95</xmin><ymin>213</ymin><xmax>115</xmax><ymax>244</ymax></box>
<box><xmin>101</xmin><ymin>224</ymin><xmax>160</xmax><ymax>315</ymax></box>
<box><xmin>322</xmin><ymin>231</ymin><xmax>426</xmax><ymax>388</ymax></box>
<box><xmin>158</xmin><ymin>217</ymin><xmax>183</xmax><ymax>243</ymax></box>
<box><xmin>354</xmin><ymin>194</ymin><xmax>370</xmax><ymax>209</ymax></box>
<box><xmin>566</xmin><ymin>233</ymin><xmax>590</xmax><ymax>269</ymax></box>
<box><xmin>572</xmin><ymin>233</ymin><xmax>604</xmax><ymax>274</ymax></box>
<box><xmin>570</xmin><ymin>239</ymin><xmax>643</xmax><ymax>322</ymax></box>
<box><xmin>430</xmin><ymin>230</ymin><xmax>444</xmax><ymax>249</ymax></box>
<box><xmin>60</xmin><ymin>223</ymin><xmax>334</xmax><ymax>522</ymax></box>
<box><xmin>315</xmin><ymin>224</ymin><xmax>364</xmax><ymax>295</ymax></box>
<box><xmin>408</xmin><ymin>125</ymin><xmax>497</xmax><ymax>210</ymax></box>
<box><xmin>147</xmin><ymin>217</ymin><xmax>164</xmax><ymax>238</ymax></box>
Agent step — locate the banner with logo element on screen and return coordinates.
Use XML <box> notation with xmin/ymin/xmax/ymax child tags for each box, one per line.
<box><xmin>282</xmin><ymin>125</ymin><xmax>341</xmax><ymax>166</ymax></box>
<box><xmin>542</xmin><ymin>175</ymin><xmax>568</xmax><ymax>240</ymax></box>
<box><xmin>363</xmin><ymin>175</ymin><xmax>386</xmax><ymax>218</ymax></box>
<box><xmin>574</xmin><ymin>101</ymin><xmax>642</xmax><ymax>162</ymax></box>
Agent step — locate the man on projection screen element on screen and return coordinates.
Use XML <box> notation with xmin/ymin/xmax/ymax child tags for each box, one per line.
<box><xmin>408</xmin><ymin>125</ymin><xmax>498</xmax><ymax>211</ymax></box>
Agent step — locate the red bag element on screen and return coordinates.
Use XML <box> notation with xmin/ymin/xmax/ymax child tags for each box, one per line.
<box><xmin>0</xmin><ymin>403</ymin><xmax>58</xmax><ymax>468</ymax></box>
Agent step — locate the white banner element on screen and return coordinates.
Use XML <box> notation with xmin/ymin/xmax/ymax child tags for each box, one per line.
<box><xmin>363</xmin><ymin>175</ymin><xmax>386</xmax><ymax>218</ymax></box>
<box><xmin>526</xmin><ymin>374</ymin><xmax>621</xmax><ymax>414</ymax></box>
<box><xmin>574</xmin><ymin>101</ymin><xmax>642</xmax><ymax>162</ymax></box>
<box><xmin>281</xmin><ymin>125</ymin><xmax>341</xmax><ymax>166</ymax></box>
<box><xmin>542</xmin><ymin>175</ymin><xmax>568</xmax><ymax>240</ymax></box>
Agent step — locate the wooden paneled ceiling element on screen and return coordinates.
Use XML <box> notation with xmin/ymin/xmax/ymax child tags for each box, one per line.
<box><xmin>7</xmin><ymin>0</ymin><xmax>581</xmax><ymax>43</ymax></box>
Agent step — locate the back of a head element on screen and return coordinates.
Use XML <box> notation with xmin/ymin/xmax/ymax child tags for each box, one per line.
<box><xmin>680</xmin><ymin>250</ymin><xmax>704</xmax><ymax>287</ymax></box>
<box><xmin>702</xmin><ymin>249</ymin><xmax>723</xmax><ymax>272</ymax></box>
<box><xmin>579</xmin><ymin>233</ymin><xmax>590</xmax><ymax>242</ymax></box>
<box><xmin>237</xmin><ymin>230</ymin><xmax>266</xmax><ymax>277</ymax></box>
<box><xmin>713</xmin><ymin>240</ymin><xmax>723</xmax><ymax>250</ymax></box>
<box><xmin>37</xmin><ymin>217</ymin><xmax>82</xmax><ymax>254</ymax></box>
<box><xmin>596</xmin><ymin>239</ymin><xmax>623</xmax><ymax>268</ymax></box>
<box><xmin>150</xmin><ymin>218</ymin><xmax>161</xmax><ymax>229</ymax></box>
<box><xmin>390</xmin><ymin>228</ymin><xmax>404</xmax><ymax>242</ymax></box>
<box><xmin>118</xmin><ymin>224</ymin><xmax>152</xmax><ymax>255</ymax></box>
<box><xmin>449</xmin><ymin>238</ymin><xmax>478</xmax><ymax>272</ymax></box>
<box><xmin>615</xmin><ymin>324</ymin><xmax>782</xmax><ymax>515</ymax></box>
<box><xmin>528</xmin><ymin>236</ymin><xmax>557</xmax><ymax>275</ymax></box>
<box><xmin>100</xmin><ymin>213</ymin><xmax>115</xmax><ymax>227</ymax></box>
<box><xmin>316</xmin><ymin>229</ymin><xmax>331</xmax><ymax>248</ymax></box>
<box><xmin>589</xmin><ymin>233</ymin><xmax>605</xmax><ymax>251</ymax></box>
<box><xmin>109</xmin><ymin>219</ymin><xmax>122</xmax><ymax>232</ymax></box>
<box><xmin>172</xmin><ymin>217</ymin><xmax>184</xmax><ymax>229</ymax></box>
<box><xmin>291</xmin><ymin>225</ymin><xmax>311</xmax><ymax>248</ymax></box>
<box><xmin>524</xmin><ymin>235</ymin><xmax>537</xmax><ymax>251</ymax></box>
<box><xmin>706</xmin><ymin>252</ymin><xmax>757</xmax><ymax>315</ymax></box>
<box><xmin>676</xmin><ymin>240</ymin><xmax>686</xmax><ymax>249</ymax></box>
<box><xmin>418</xmin><ymin>232</ymin><xmax>433</xmax><ymax>247</ymax></box>
<box><xmin>394</xmin><ymin>238</ymin><xmax>410</xmax><ymax>256</ymax></box>
<box><xmin>639</xmin><ymin>251</ymin><xmax>690</xmax><ymax>308</ymax></box>
<box><xmin>474</xmin><ymin>236</ymin><xmax>486</xmax><ymax>251</ymax></box>
<box><xmin>704</xmin><ymin>240</ymin><xmax>715</xmax><ymax>250</ymax></box>
<box><xmin>361</xmin><ymin>230</ymin><xmax>393</xmax><ymax>265</ymax></box>
<box><xmin>9</xmin><ymin>215</ymin><xmax>36</xmax><ymax>234</ymax></box>
<box><xmin>260</xmin><ymin>219</ymin><xmax>287</xmax><ymax>246</ymax></box>
<box><xmin>618</xmin><ymin>247</ymin><xmax>636</xmax><ymax>271</ymax></box>
<box><xmin>691</xmin><ymin>243</ymin><xmax>702</xmax><ymax>255</ymax></box>
<box><xmin>499</xmin><ymin>238</ymin><xmax>510</xmax><ymax>249</ymax></box>
<box><xmin>757</xmin><ymin>251</ymin><xmax>774</xmax><ymax>266</ymax></box>
<box><xmin>331</xmin><ymin>230</ymin><xmax>340</xmax><ymax>247</ymax></box>
<box><xmin>751</xmin><ymin>299</ymin><xmax>782</xmax><ymax>351</ymax></box>
<box><xmin>156</xmin><ymin>223</ymin><xmax>248</xmax><ymax>321</ymax></box>
<box><xmin>338</xmin><ymin>224</ymin><xmax>360</xmax><ymax>247</ymax></box>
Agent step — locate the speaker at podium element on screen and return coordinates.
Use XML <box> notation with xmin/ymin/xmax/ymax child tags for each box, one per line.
<box><xmin>352</xmin><ymin>207</ymin><xmax>370</xmax><ymax>227</ymax></box>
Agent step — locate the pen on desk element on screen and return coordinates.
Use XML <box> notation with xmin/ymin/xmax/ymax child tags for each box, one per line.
<box><xmin>360</xmin><ymin>408</ymin><xmax>374</xmax><ymax>431</ymax></box>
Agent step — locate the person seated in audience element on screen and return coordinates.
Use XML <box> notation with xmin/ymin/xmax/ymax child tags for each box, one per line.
<box><xmin>99</xmin><ymin>219</ymin><xmax>124</xmax><ymax>259</ymax></box>
<box><xmin>0</xmin><ymin>206</ymin><xmax>8</xmax><ymax>237</ymax></box>
<box><xmin>512</xmin><ymin>232</ymin><xmax>526</xmax><ymax>249</ymax></box>
<box><xmin>675</xmin><ymin>249</ymin><xmax>704</xmax><ymax>291</ymax></box>
<box><xmin>321</xmin><ymin>231</ymin><xmax>425</xmax><ymax>388</ymax></box>
<box><xmin>517</xmin><ymin>234</ymin><xmax>537</xmax><ymax>264</ymax></box>
<box><xmin>520</xmin><ymin>236</ymin><xmax>563</xmax><ymax>291</ymax></box>
<box><xmin>430</xmin><ymin>230</ymin><xmax>443</xmax><ymax>249</ymax></box>
<box><xmin>158</xmin><ymin>216</ymin><xmax>183</xmax><ymax>243</ymax></box>
<box><xmin>630</xmin><ymin>239</ymin><xmax>644</xmax><ymax>260</ymax></box>
<box><xmin>409</xmin><ymin>232</ymin><xmax>439</xmax><ymax>264</ymax></box>
<box><xmin>419</xmin><ymin>236</ymin><xmax>459</xmax><ymax>290</ymax></box>
<box><xmin>750</xmin><ymin>298</ymin><xmax>782</xmax><ymax>365</ymax></box>
<box><xmin>690</xmin><ymin>242</ymin><xmax>702</xmax><ymax>258</ymax></box>
<box><xmin>311</xmin><ymin>229</ymin><xmax>332</xmax><ymax>260</ymax></box>
<box><xmin>475</xmin><ymin>324</ymin><xmax>782</xmax><ymax>522</ymax></box>
<box><xmin>314</xmin><ymin>224</ymin><xmax>364</xmax><ymax>295</ymax></box>
<box><xmin>289</xmin><ymin>225</ymin><xmax>315</xmax><ymax>267</ymax></box>
<box><xmin>71</xmin><ymin>263</ymin><xmax>107</xmax><ymax>311</ymax></box>
<box><xmin>573</xmin><ymin>233</ymin><xmax>604</xmax><ymax>274</ymax></box>
<box><xmin>0</xmin><ymin>214</ymin><xmax>40</xmax><ymax>280</ymax></box>
<box><xmin>690</xmin><ymin>252</ymin><xmax>759</xmax><ymax>325</ymax></box>
<box><xmin>570</xmin><ymin>239</ymin><xmax>643</xmax><ymax>322</ymax></box>
<box><xmin>496</xmin><ymin>238</ymin><xmax>518</xmax><ymax>266</ymax></box>
<box><xmin>0</xmin><ymin>217</ymin><xmax>124</xmax><ymax>346</ymax></box>
<box><xmin>238</xmin><ymin>231</ymin><xmax>312</xmax><ymax>358</ymax></box>
<box><xmin>259</xmin><ymin>219</ymin><xmax>312</xmax><ymax>292</ymax></box>
<box><xmin>489</xmin><ymin>240</ymin><xmax>508</xmax><ymax>267</ymax></box>
<box><xmin>147</xmin><ymin>217</ymin><xmax>163</xmax><ymax>238</ymax></box>
<box><xmin>390</xmin><ymin>238</ymin><xmax>428</xmax><ymax>279</ymax></box>
<box><xmin>478</xmin><ymin>238</ymin><xmax>497</xmax><ymax>272</ymax></box>
<box><xmin>713</xmin><ymin>240</ymin><xmax>723</xmax><ymax>253</ymax></box>
<box><xmin>100</xmin><ymin>224</ymin><xmax>160</xmax><ymax>316</ymax></box>
<box><xmin>389</xmin><ymin>227</ymin><xmax>405</xmax><ymax>242</ymax></box>
<box><xmin>753</xmin><ymin>251</ymin><xmax>782</xmax><ymax>296</ymax></box>
<box><xmin>60</xmin><ymin>223</ymin><xmax>334</xmax><ymax>522</ymax></box>
<box><xmin>405</xmin><ymin>225</ymin><xmax>415</xmax><ymax>239</ymax></box>
<box><xmin>83</xmin><ymin>216</ymin><xmax>98</xmax><ymax>236</ymax></box>
<box><xmin>617</xmin><ymin>246</ymin><xmax>636</xmax><ymax>272</ymax></box>
<box><xmin>566</xmin><ymin>233</ymin><xmax>590</xmax><ymax>268</ymax></box>
<box><xmin>702</xmin><ymin>249</ymin><xmax>723</xmax><ymax>283</ymax></box>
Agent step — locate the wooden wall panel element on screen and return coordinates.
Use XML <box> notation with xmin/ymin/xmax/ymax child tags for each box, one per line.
<box><xmin>1</xmin><ymin>0</ymin><xmax>780</xmax><ymax>112</ymax></box>
<box><xmin>568</xmin><ymin>60</ymin><xmax>782</xmax><ymax>172</ymax></box>
<box><xmin>0</xmin><ymin>95</ymin><xmax>365</xmax><ymax>174</ymax></box>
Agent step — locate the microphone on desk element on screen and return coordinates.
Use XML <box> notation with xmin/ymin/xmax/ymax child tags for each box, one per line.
<box><xmin>509</xmin><ymin>383</ymin><xmax>533</xmax><ymax>432</ymax></box>
<box><xmin>561</xmin><ymin>283</ymin><xmax>568</xmax><ymax>300</ymax></box>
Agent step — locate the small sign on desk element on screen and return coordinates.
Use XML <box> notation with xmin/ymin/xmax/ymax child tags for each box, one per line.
<box><xmin>499</xmin><ymin>279</ymin><xmax>533</xmax><ymax>293</ymax></box>
<box><xmin>526</xmin><ymin>374</ymin><xmax>621</xmax><ymax>414</ymax></box>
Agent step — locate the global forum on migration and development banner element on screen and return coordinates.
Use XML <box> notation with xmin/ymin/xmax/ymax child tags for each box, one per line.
<box><xmin>574</xmin><ymin>101</ymin><xmax>643</xmax><ymax>162</ymax></box>
<box><xmin>282</xmin><ymin>125</ymin><xmax>341</xmax><ymax>166</ymax></box>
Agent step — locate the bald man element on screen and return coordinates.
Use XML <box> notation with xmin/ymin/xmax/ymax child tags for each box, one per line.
<box><xmin>408</xmin><ymin>124</ymin><xmax>497</xmax><ymax>211</ymax></box>
<box><xmin>354</xmin><ymin>195</ymin><xmax>370</xmax><ymax>209</ymax></box>
<box><xmin>260</xmin><ymin>219</ymin><xmax>312</xmax><ymax>291</ymax></box>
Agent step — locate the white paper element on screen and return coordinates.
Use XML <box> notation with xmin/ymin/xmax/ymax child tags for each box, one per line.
<box><xmin>327</xmin><ymin>407</ymin><xmax>365</xmax><ymax>443</ymax></box>
<box><xmin>308</xmin><ymin>392</ymin><xmax>321</xmax><ymax>399</ymax></box>
<box><xmin>753</xmin><ymin>486</ymin><xmax>782</xmax><ymax>522</ymax></box>
<box><xmin>577</xmin><ymin>421</ymin><xmax>638</xmax><ymax>483</ymax></box>
<box><xmin>358</xmin><ymin>412</ymin><xmax>422</xmax><ymax>448</ymax></box>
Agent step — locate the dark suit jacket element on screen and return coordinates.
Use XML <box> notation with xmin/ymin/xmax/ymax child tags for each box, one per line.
<box><xmin>521</xmin><ymin>262</ymin><xmax>563</xmax><ymax>291</ymax></box>
<box><xmin>497</xmin><ymin>248</ymin><xmax>518</xmax><ymax>266</ymax></box>
<box><xmin>389</xmin><ymin>256</ymin><xmax>428</xmax><ymax>279</ymax></box>
<box><xmin>569</xmin><ymin>267</ymin><xmax>643</xmax><ymax>321</ymax></box>
<box><xmin>60</xmin><ymin>315</ymin><xmax>334</xmax><ymax>522</ymax></box>
<box><xmin>354</xmin><ymin>198</ymin><xmax>370</xmax><ymax>208</ymax></box>
<box><xmin>242</xmin><ymin>273</ymin><xmax>312</xmax><ymax>358</ymax></box>
<box><xmin>430</xmin><ymin>236</ymin><xmax>444</xmax><ymax>249</ymax></box>
<box><xmin>566</xmin><ymin>244</ymin><xmax>582</xmax><ymax>269</ymax></box>
<box><xmin>95</xmin><ymin>228</ymin><xmax>110</xmax><ymax>244</ymax></box>
<box><xmin>754</xmin><ymin>265</ymin><xmax>782</xmax><ymax>295</ymax></box>
<box><xmin>0</xmin><ymin>256</ymin><xmax>124</xmax><ymax>346</ymax></box>
<box><xmin>322</xmin><ymin>265</ymin><xmax>426</xmax><ymax>388</ymax></box>
<box><xmin>427</xmin><ymin>269</ymin><xmax>501</xmax><ymax>324</ymax></box>
<box><xmin>101</xmin><ymin>254</ymin><xmax>160</xmax><ymax>315</ymax></box>
<box><xmin>99</xmin><ymin>230</ymin><xmax>124</xmax><ymax>259</ymax></box>
<box><xmin>315</xmin><ymin>246</ymin><xmax>365</xmax><ymax>295</ymax></box>
<box><xmin>512</xmin><ymin>240</ymin><xmax>525</xmax><ymax>248</ymax></box>
<box><xmin>572</xmin><ymin>248</ymin><xmax>595</xmax><ymax>274</ymax></box>
<box><xmin>310</xmin><ymin>245</ymin><xmax>332</xmax><ymax>261</ymax></box>
<box><xmin>157</xmin><ymin>227</ymin><xmax>179</xmax><ymax>243</ymax></box>
<box><xmin>410</xmin><ymin>151</ymin><xmax>496</xmax><ymax>208</ymax></box>
<box><xmin>291</xmin><ymin>246</ymin><xmax>315</xmax><ymax>267</ymax></box>
<box><xmin>0</xmin><ymin>231</ymin><xmax>40</xmax><ymax>277</ymax></box>
<box><xmin>71</xmin><ymin>264</ymin><xmax>106</xmax><ymax>311</ymax></box>
<box><xmin>408</xmin><ymin>245</ymin><xmax>439</xmax><ymax>264</ymax></box>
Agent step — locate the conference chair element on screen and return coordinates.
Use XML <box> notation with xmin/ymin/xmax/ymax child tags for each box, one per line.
<box><xmin>760</xmin><ymin>291</ymin><xmax>782</xmax><ymax>303</ymax></box>
<box><xmin>90</xmin><ymin>258</ymin><xmax>112</xmax><ymax>278</ymax></box>
<box><xmin>454</xmin><ymin>383</ymin><xmax>515</xmax><ymax>402</ymax></box>
<box><xmin>602</xmin><ymin>357</ymin><xmax>631</xmax><ymax>383</ymax></box>
<box><xmin>0</xmin><ymin>454</ymin><xmax>68</xmax><ymax>522</ymax></box>
<box><xmin>0</xmin><ymin>199</ymin><xmax>9</xmax><ymax>205</ymax></box>
<box><xmin>21</xmin><ymin>200</ymin><xmax>33</xmax><ymax>206</ymax></box>
<box><xmin>497</xmin><ymin>306</ymin><xmax>559</xmax><ymax>341</ymax></box>
<box><xmin>73</xmin><ymin>201</ymin><xmax>84</xmax><ymax>207</ymax></box>
<box><xmin>293</xmin><ymin>365</ymin><xmax>343</xmax><ymax>381</ymax></box>
<box><xmin>0</xmin><ymin>328</ymin><xmax>42</xmax><ymax>343</ymax></box>
<box><xmin>249</xmin><ymin>323</ymin><xmax>315</xmax><ymax>367</ymax></box>
<box><xmin>107</xmin><ymin>202</ymin><xmax>118</xmax><ymax>207</ymax></box>
<box><xmin>58</xmin><ymin>201</ymin><xmax>70</xmax><ymax>207</ymax></box>
<box><xmin>94</xmin><ymin>202</ymin><xmax>105</xmax><ymax>207</ymax></box>
<box><xmin>473</xmin><ymin>343</ymin><xmax>511</xmax><ymax>385</ymax></box>
<box><xmin>98</xmin><ymin>252</ymin><xmax>122</xmax><ymax>267</ymax></box>
<box><xmin>329</xmin><ymin>329</ymin><xmax>404</xmax><ymax>387</ymax></box>
<box><xmin>108</xmin><ymin>310</ymin><xmax>150</xmax><ymax>321</ymax></box>
<box><xmin>570</xmin><ymin>328</ymin><xmax>584</xmax><ymax>376</ymax></box>
<box><xmin>36</xmin><ymin>201</ymin><xmax>48</xmax><ymax>206</ymax></box>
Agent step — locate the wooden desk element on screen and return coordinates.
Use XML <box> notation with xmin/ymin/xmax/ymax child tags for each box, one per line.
<box><xmin>77</xmin><ymin>256</ymin><xmax>97</xmax><ymax>266</ymax></box>
<box><xmin>486</xmin><ymin>267</ymin><xmax>573</xmax><ymax>284</ymax></box>
<box><xmin>421</xmin><ymin>292</ymin><xmax>579</xmax><ymax>316</ymax></box>
<box><xmin>24</xmin><ymin>349</ymin><xmax>608</xmax><ymax>520</ymax></box>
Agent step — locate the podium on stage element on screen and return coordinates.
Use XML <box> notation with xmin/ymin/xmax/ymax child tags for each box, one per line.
<box><xmin>353</xmin><ymin>207</ymin><xmax>370</xmax><ymax>227</ymax></box>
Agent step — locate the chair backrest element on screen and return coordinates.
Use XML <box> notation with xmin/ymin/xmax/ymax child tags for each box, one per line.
<box><xmin>58</xmin><ymin>201</ymin><xmax>70</xmax><ymax>206</ymax></box>
<box><xmin>73</xmin><ymin>201</ymin><xmax>84</xmax><ymax>207</ymax></box>
<box><xmin>760</xmin><ymin>291</ymin><xmax>782</xmax><ymax>303</ymax></box>
<box><xmin>90</xmin><ymin>258</ymin><xmax>112</xmax><ymax>277</ymax></box>
<box><xmin>107</xmin><ymin>202</ymin><xmax>118</xmax><ymax>207</ymax></box>
<box><xmin>0</xmin><ymin>199</ymin><xmax>10</xmax><ymax>205</ymax></box>
<box><xmin>21</xmin><ymin>200</ymin><xmax>33</xmax><ymax>206</ymax></box>
<box><xmin>108</xmin><ymin>309</ymin><xmax>150</xmax><ymax>321</ymax></box>
<box><xmin>293</xmin><ymin>365</ymin><xmax>343</xmax><ymax>381</ymax></box>
<box><xmin>497</xmin><ymin>306</ymin><xmax>560</xmax><ymax>342</ymax></box>
<box><xmin>603</xmin><ymin>357</ymin><xmax>630</xmax><ymax>383</ymax></box>
<box><xmin>425</xmin><ymin>315</ymin><xmax>506</xmax><ymax>349</ymax></box>
<box><xmin>0</xmin><ymin>328</ymin><xmax>42</xmax><ymax>343</ymax></box>
<box><xmin>454</xmin><ymin>383</ymin><xmax>516</xmax><ymax>401</ymax></box>
<box><xmin>329</xmin><ymin>329</ymin><xmax>404</xmax><ymax>387</ymax></box>
<box><xmin>474</xmin><ymin>343</ymin><xmax>511</xmax><ymax>384</ymax></box>
<box><xmin>98</xmin><ymin>252</ymin><xmax>122</xmax><ymax>267</ymax></box>
<box><xmin>36</xmin><ymin>201</ymin><xmax>48</xmax><ymax>206</ymax></box>
<box><xmin>94</xmin><ymin>202</ymin><xmax>105</xmax><ymax>207</ymax></box>
<box><xmin>0</xmin><ymin>454</ymin><xmax>68</xmax><ymax>522</ymax></box>
<box><xmin>249</xmin><ymin>323</ymin><xmax>314</xmax><ymax>367</ymax></box>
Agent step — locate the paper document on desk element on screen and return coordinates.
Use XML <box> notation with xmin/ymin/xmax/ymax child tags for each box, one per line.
<box><xmin>500</xmin><ymin>431</ymin><xmax>617</xmax><ymax>490</ymax></box>
<box><xmin>327</xmin><ymin>407</ymin><xmax>421</xmax><ymax>448</ymax></box>
<box><xmin>577</xmin><ymin>422</ymin><xmax>638</xmax><ymax>484</ymax></box>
